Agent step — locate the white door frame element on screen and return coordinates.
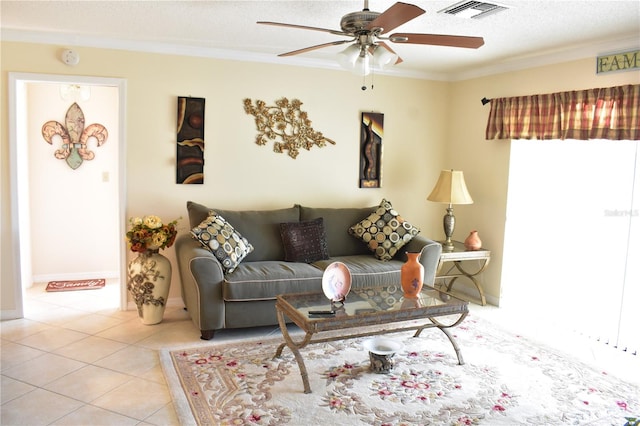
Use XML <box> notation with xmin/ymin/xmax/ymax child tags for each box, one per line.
<box><xmin>8</xmin><ymin>72</ymin><xmax>128</xmax><ymax>315</ymax></box>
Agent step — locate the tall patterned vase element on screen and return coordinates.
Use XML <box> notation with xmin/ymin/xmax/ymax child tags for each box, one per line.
<box><xmin>401</xmin><ymin>252</ymin><xmax>424</xmax><ymax>299</ymax></box>
<box><xmin>127</xmin><ymin>251</ymin><xmax>171</xmax><ymax>325</ymax></box>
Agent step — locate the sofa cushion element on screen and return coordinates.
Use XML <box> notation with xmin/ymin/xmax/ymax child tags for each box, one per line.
<box><xmin>348</xmin><ymin>199</ymin><xmax>420</xmax><ymax>261</ymax></box>
<box><xmin>187</xmin><ymin>202</ymin><xmax>300</xmax><ymax>261</ymax></box>
<box><xmin>312</xmin><ymin>255</ymin><xmax>403</xmax><ymax>289</ymax></box>
<box><xmin>298</xmin><ymin>205</ymin><xmax>376</xmax><ymax>257</ymax></box>
<box><xmin>223</xmin><ymin>261</ymin><xmax>323</xmax><ymax>301</ymax></box>
<box><xmin>280</xmin><ymin>217</ymin><xmax>329</xmax><ymax>263</ymax></box>
<box><xmin>190</xmin><ymin>212</ymin><xmax>254</xmax><ymax>274</ymax></box>
<box><xmin>187</xmin><ymin>201</ymin><xmax>216</xmax><ymax>228</ymax></box>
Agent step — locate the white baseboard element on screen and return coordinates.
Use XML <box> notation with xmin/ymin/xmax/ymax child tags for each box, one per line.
<box><xmin>1</xmin><ymin>309</ymin><xmax>23</xmax><ymax>320</ymax></box>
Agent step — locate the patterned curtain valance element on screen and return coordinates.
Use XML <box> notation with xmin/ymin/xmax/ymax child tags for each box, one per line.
<box><xmin>485</xmin><ymin>84</ymin><xmax>640</xmax><ymax>141</ymax></box>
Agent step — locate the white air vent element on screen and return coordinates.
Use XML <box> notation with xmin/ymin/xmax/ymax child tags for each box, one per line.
<box><xmin>439</xmin><ymin>1</ymin><xmax>509</xmax><ymax>19</ymax></box>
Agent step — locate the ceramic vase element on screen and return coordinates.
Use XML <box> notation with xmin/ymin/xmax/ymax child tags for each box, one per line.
<box><xmin>127</xmin><ymin>251</ymin><xmax>171</xmax><ymax>325</ymax></box>
<box><xmin>401</xmin><ymin>252</ymin><xmax>424</xmax><ymax>298</ymax></box>
<box><xmin>464</xmin><ymin>230</ymin><xmax>482</xmax><ymax>250</ymax></box>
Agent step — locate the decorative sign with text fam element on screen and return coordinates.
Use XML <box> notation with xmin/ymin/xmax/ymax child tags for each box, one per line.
<box><xmin>359</xmin><ymin>112</ymin><xmax>384</xmax><ymax>188</ymax></box>
<box><xmin>42</xmin><ymin>103</ymin><xmax>108</xmax><ymax>170</ymax></box>
<box><xmin>596</xmin><ymin>49</ymin><xmax>639</xmax><ymax>74</ymax></box>
<box><xmin>177</xmin><ymin>96</ymin><xmax>205</xmax><ymax>184</ymax></box>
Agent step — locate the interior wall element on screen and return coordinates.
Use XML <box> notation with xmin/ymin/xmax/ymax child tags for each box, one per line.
<box><xmin>1</xmin><ymin>41</ymin><xmax>448</xmax><ymax>313</ymax></box>
<box><xmin>26</xmin><ymin>82</ymin><xmax>120</xmax><ymax>283</ymax></box>
<box><xmin>2</xmin><ymin>41</ymin><xmax>637</xmax><ymax>315</ymax></box>
<box><xmin>449</xmin><ymin>58</ymin><xmax>640</xmax><ymax>304</ymax></box>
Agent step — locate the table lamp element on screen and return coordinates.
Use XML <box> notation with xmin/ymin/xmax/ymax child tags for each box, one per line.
<box><xmin>427</xmin><ymin>170</ymin><xmax>473</xmax><ymax>251</ymax></box>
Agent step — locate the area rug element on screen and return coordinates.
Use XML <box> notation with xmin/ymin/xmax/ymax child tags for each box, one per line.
<box><xmin>45</xmin><ymin>278</ymin><xmax>105</xmax><ymax>292</ymax></box>
<box><xmin>160</xmin><ymin>315</ymin><xmax>639</xmax><ymax>425</ymax></box>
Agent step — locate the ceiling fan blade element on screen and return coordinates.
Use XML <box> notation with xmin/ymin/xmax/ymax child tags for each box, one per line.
<box><xmin>257</xmin><ymin>21</ymin><xmax>348</xmax><ymax>37</ymax></box>
<box><xmin>391</xmin><ymin>33</ymin><xmax>485</xmax><ymax>48</ymax></box>
<box><xmin>376</xmin><ymin>42</ymin><xmax>403</xmax><ymax>65</ymax></box>
<box><xmin>366</xmin><ymin>2</ymin><xmax>425</xmax><ymax>35</ymax></box>
<box><xmin>278</xmin><ymin>40</ymin><xmax>352</xmax><ymax>57</ymax></box>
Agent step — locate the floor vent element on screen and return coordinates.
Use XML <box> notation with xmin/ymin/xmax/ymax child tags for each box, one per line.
<box><xmin>438</xmin><ymin>1</ymin><xmax>509</xmax><ymax>19</ymax></box>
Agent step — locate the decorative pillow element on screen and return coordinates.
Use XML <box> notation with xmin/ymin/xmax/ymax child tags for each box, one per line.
<box><xmin>279</xmin><ymin>217</ymin><xmax>329</xmax><ymax>263</ymax></box>
<box><xmin>191</xmin><ymin>211</ymin><xmax>254</xmax><ymax>274</ymax></box>
<box><xmin>348</xmin><ymin>199</ymin><xmax>420</xmax><ymax>261</ymax></box>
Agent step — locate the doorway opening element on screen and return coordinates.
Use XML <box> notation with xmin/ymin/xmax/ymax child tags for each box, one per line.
<box><xmin>8</xmin><ymin>73</ymin><xmax>127</xmax><ymax>317</ymax></box>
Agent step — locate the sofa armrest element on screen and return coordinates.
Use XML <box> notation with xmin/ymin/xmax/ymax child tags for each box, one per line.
<box><xmin>402</xmin><ymin>235</ymin><xmax>443</xmax><ymax>286</ymax></box>
<box><xmin>175</xmin><ymin>234</ymin><xmax>226</xmax><ymax>335</ymax></box>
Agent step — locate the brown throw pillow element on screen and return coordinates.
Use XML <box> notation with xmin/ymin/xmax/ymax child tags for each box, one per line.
<box><xmin>280</xmin><ymin>217</ymin><xmax>329</xmax><ymax>263</ymax></box>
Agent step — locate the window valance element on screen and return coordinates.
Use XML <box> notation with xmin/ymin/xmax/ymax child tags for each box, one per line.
<box><xmin>485</xmin><ymin>84</ymin><xmax>640</xmax><ymax>141</ymax></box>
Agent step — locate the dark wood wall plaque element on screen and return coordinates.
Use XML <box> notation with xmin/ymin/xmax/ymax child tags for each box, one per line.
<box><xmin>359</xmin><ymin>112</ymin><xmax>383</xmax><ymax>188</ymax></box>
<box><xmin>177</xmin><ymin>97</ymin><xmax>205</xmax><ymax>184</ymax></box>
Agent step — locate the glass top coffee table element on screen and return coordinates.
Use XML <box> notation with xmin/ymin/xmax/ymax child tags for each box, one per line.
<box><xmin>274</xmin><ymin>284</ymin><xmax>469</xmax><ymax>393</ymax></box>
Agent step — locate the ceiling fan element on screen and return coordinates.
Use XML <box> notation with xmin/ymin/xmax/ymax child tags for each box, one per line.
<box><xmin>257</xmin><ymin>1</ymin><xmax>484</xmax><ymax>73</ymax></box>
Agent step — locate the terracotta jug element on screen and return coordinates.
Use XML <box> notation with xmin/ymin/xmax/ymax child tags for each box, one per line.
<box><xmin>464</xmin><ymin>230</ymin><xmax>482</xmax><ymax>250</ymax></box>
<box><xmin>401</xmin><ymin>252</ymin><xmax>424</xmax><ymax>298</ymax></box>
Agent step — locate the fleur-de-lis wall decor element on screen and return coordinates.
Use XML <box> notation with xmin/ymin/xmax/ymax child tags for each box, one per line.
<box><xmin>243</xmin><ymin>97</ymin><xmax>335</xmax><ymax>159</ymax></box>
<box><xmin>42</xmin><ymin>102</ymin><xmax>108</xmax><ymax>170</ymax></box>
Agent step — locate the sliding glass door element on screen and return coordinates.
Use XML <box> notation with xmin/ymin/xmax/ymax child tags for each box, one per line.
<box><xmin>503</xmin><ymin>139</ymin><xmax>638</xmax><ymax>354</ymax></box>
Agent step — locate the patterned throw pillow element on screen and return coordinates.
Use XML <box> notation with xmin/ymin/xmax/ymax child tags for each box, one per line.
<box><xmin>348</xmin><ymin>199</ymin><xmax>420</xmax><ymax>261</ymax></box>
<box><xmin>191</xmin><ymin>211</ymin><xmax>254</xmax><ymax>274</ymax></box>
<box><xmin>279</xmin><ymin>217</ymin><xmax>330</xmax><ymax>263</ymax></box>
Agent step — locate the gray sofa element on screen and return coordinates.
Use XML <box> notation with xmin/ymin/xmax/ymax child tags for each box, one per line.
<box><xmin>176</xmin><ymin>201</ymin><xmax>442</xmax><ymax>340</ymax></box>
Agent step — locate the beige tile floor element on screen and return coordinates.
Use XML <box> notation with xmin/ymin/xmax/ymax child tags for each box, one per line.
<box><xmin>2</xmin><ymin>281</ymin><xmax>638</xmax><ymax>425</ymax></box>
<box><xmin>1</xmin><ymin>281</ymin><xmax>283</xmax><ymax>425</ymax></box>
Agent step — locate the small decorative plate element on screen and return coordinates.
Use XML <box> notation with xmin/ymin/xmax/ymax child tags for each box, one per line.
<box><xmin>322</xmin><ymin>261</ymin><xmax>352</xmax><ymax>302</ymax></box>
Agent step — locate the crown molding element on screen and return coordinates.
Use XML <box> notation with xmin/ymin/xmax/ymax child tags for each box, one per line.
<box><xmin>451</xmin><ymin>35</ymin><xmax>640</xmax><ymax>81</ymax></box>
<box><xmin>2</xmin><ymin>29</ymin><xmax>638</xmax><ymax>82</ymax></box>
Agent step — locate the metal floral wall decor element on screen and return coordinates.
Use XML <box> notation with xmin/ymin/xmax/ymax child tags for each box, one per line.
<box><xmin>243</xmin><ymin>97</ymin><xmax>335</xmax><ymax>159</ymax></box>
<box><xmin>42</xmin><ymin>102</ymin><xmax>108</xmax><ymax>170</ymax></box>
<box><xmin>177</xmin><ymin>96</ymin><xmax>205</xmax><ymax>184</ymax></box>
<box><xmin>359</xmin><ymin>112</ymin><xmax>384</xmax><ymax>188</ymax></box>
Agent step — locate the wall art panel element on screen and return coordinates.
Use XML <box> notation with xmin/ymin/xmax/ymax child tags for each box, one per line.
<box><xmin>177</xmin><ymin>96</ymin><xmax>205</xmax><ymax>184</ymax></box>
<box><xmin>359</xmin><ymin>112</ymin><xmax>383</xmax><ymax>188</ymax></box>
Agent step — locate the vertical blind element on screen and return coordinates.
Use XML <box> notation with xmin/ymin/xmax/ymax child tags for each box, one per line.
<box><xmin>491</xmin><ymin>84</ymin><xmax>639</xmax><ymax>355</ymax></box>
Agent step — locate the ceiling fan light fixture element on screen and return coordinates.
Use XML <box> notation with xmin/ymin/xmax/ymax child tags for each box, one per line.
<box><xmin>259</xmin><ymin>1</ymin><xmax>483</xmax><ymax>83</ymax></box>
<box><xmin>353</xmin><ymin>48</ymin><xmax>371</xmax><ymax>76</ymax></box>
<box><xmin>372</xmin><ymin>45</ymin><xmax>397</xmax><ymax>70</ymax></box>
<box><xmin>338</xmin><ymin>44</ymin><xmax>361</xmax><ymax>68</ymax></box>
<box><xmin>338</xmin><ymin>44</ymin><xmax>372</xmax><ymax>76</ymax></box>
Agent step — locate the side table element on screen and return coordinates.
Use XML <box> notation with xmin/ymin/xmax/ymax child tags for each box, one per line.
<box><xmin>435</xmin><ymin>240</ymin><xmax>491</xmax><ymax>305</ymax></box>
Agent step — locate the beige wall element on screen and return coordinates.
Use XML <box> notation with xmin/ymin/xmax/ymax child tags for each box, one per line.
<box><xmin>450</xmin><ymin>60</ymin><xmax>639</xmax><ymax>303</ymax></box>
<box><xmin>1</xmin><ymin>41</ymin><xmax>448</xmax><ymax>314</ymax></box>
<box><xmin>2</xmin><ymin>41</ymin><xmax>638</xmax><ymax>315</ymax></box>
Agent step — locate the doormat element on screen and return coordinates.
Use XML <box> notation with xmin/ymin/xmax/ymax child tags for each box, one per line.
<box><xmin>45</xmin><ymin>278</ymin><xmax>106</xmax><ymax>292</ymax></box>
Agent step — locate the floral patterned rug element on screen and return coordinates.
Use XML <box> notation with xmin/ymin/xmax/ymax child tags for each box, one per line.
<box><xmin>160</xmin><ymin>315</ymin><xmax>639</xmax><ymax>425</ymax></box>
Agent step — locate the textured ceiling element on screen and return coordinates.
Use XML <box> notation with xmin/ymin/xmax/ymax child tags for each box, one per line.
<box><xmin>1</xmin><ymin>0</ymin><xmax>639</xmax><ymax>80</ymax></box>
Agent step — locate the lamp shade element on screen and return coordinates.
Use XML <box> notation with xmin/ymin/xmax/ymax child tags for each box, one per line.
<box><xmin>371</xmin><ymin>45</ymin><xmax>397</xmax><ymax>70</ymax></box>
<box><xmin>338</xmin><ymin>44</ymin><xmax>360</xmax><ymax>68</ymax></box>
<box><xmin>427</xmin><ymin>170</ymin><xmax>473</xmax><ymax>205</ymax></box>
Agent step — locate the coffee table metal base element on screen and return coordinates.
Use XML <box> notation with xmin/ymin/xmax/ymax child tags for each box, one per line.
<box><xmin>273</xmin><ymin>307</ymin><xmax>467</xmax><ymax>394</ymax></box>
